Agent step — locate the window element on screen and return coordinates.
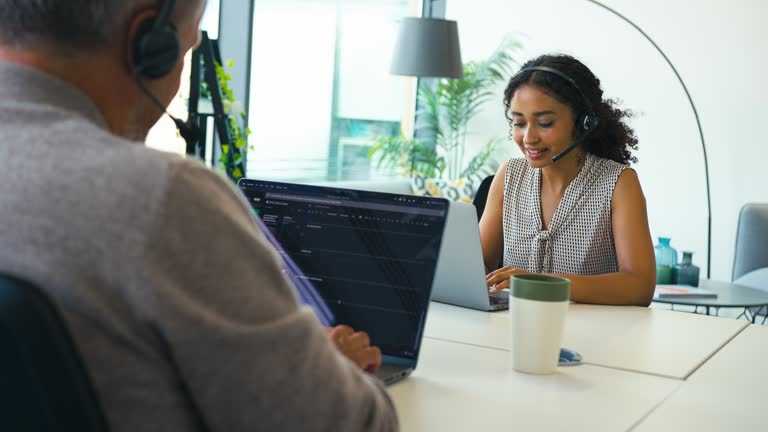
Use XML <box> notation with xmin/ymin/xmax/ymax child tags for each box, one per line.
<box><xmin>145</xmin><ymin>0</ymin><xmax>221</xmax><ymax>155</ymax></box>
<box><xmin>246</xmin><ymin>0</ymin><xmax>419</xmax><ymax>183</ymax></box>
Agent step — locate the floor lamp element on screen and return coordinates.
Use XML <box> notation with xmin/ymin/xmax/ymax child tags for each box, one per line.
<box><xmin>586</xmin><ymin>0</ymin><xmax>713</xmax><ymax>279</ymax></box>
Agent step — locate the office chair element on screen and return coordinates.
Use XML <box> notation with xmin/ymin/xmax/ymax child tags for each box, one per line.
<box><xmin>472</xmin><ymin>175</ymin><xmax>494</xmax><ymax>222</ymax></box>
<box><xmin>732</xmin><ymin>203</ymin><xmax>768</xmax><ymax>280</ymax></box>
<box><xmin>0</xmin><ymin>275</ymin><xmax>110</xmax><ymax>432</ymax></box>
<box><xmin>731</xmin><ymin>203</ymin><xmax>768</xmax><ymax>323</ymax></box>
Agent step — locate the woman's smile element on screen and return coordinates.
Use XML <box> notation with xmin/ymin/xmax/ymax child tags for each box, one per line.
<box><xmin>524</xmin><ymin>146</ymin><xmax>548</xmax><ymax>160</ymax></box>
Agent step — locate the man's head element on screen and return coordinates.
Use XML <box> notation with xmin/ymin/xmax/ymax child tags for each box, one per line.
<box><xmin>0</xmin><ymin>0</ymin><xmax>206</xmax><ymax>140</ymax></box>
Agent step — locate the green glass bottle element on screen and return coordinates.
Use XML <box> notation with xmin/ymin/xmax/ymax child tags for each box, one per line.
<box><xmin>654</xmin><ymin>237</ymin><xmax>677</xmax><ymax>284</ymax></box>
<box><xmin>674</xmin><ymin>251</ymin><xmax>700</xmax><ymax>287</ymax></box>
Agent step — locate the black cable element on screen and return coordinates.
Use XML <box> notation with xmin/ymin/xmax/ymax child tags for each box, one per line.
<box><xmin>585</xmin><ymin>0</ymin><xmax>712</xmax><ymax>279</ymax></box>
<box><xmin>136</xmin><ymin>73</ymin><xmax>178</xmax><ymax>123</ymax></box>
<box><xmin>136</xmin><ymin>73</ymin><xmax>201</xmax><ymax>151</ymax></box>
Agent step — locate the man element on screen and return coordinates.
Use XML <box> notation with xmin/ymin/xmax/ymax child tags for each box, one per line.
<box><xmin>0</xmin><ymin>1</ymin><xmax>397</xmax><ymax>431</ymax></box>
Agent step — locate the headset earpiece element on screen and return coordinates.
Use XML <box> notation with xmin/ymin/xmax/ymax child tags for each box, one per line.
<box><xmin>132</xmin><ymin>0</ymin><xmax>179</xmax><ymax>80</ymax></box>
<box><xmin>582</xmin><ymin>113</ymin><xmax>599</xmax><ymax>133</ymax></box>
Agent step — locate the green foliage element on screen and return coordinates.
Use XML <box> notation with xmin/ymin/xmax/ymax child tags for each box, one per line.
<box><xmin>370</xmin><ymin>36</ymin><xmax>522</xmax><ymax>181</ymax></box>
<box><xmin>212</xmin><ymin>59</ymin><xmax>252</xmax><ymax>182</ymax></box>
<box><xmin>368</xmin><ymin>135</ymin><xmax>446</xmax><ymax>178</ymax></box>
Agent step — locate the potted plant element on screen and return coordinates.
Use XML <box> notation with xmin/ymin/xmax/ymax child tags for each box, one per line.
<box><xmin>369</xmin><ymin>37</ymin><xmax>521</xmax><ymax>201</ymax></box>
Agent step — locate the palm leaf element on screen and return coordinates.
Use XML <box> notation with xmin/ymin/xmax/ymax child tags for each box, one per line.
<box><xmin>461</xmin><ymin>139</ymin><xmax>501</xmax><ymax>180</ymax></box>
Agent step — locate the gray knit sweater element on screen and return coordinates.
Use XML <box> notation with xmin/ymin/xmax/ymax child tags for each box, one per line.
<box><xmin>0</xmin><ymin>61</ymin><xmax>397</xmax><ymax>432</ymax></box>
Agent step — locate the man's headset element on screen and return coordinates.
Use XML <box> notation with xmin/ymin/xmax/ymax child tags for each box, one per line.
<box><xmin>515</xmin><ymin>66</ymin><xmax>599</xmax><ymax>162</ymax></box>
<box><xmin>132</xmin><ymin>0</ymin><xmax>200</xmax><ymax>147</ymax></box>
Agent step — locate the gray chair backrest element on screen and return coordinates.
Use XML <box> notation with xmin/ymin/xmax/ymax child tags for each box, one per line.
<box><xmin>732</xmin><ymin>203</ymin><xmax>768</xmax><ymax>280</ymax></box>
<box><xmin>733</xmin><ymin>268</ymin><xmax>768</xmax><ymax>293</ymax></box>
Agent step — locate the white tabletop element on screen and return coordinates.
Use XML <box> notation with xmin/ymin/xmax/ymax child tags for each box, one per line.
<box><xmin>389</xmin><ymin>337</ymin><xmax>680</xmax><ymax>432</ymax></box>
<box><xmin>635</xmin><ymin>324</ymin><xmax>768</xmax><ymax>430</ymax></box>
<box><xmin>424</xmin><ymin>301</ymin><xmax>748</xmax><ymax>379</ymax></box>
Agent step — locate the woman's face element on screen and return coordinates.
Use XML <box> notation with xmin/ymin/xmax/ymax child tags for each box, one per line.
<box><xmin>508</xmin><ymin>84</ymin><xmax>577</xmax><ymax>168</ymax></box>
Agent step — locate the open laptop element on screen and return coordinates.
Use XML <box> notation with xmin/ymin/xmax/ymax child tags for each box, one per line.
<box><xmin>431</xmin><ymin>201</ymin><xmax>509</xmax><ymax>311</ymax></box>
<box><xmin>237</xmin><ymin>179</ymin><xmax>449</xmax><ymax>385</ymax></box>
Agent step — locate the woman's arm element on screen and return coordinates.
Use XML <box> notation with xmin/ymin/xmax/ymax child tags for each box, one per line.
<box><xmin>479</xmin><ymin>163</ymin><xmax>508</xmax><ymax>274</ymax></box>
<box><xmin>486</xmin><ymin>169</ymin><xmax>656</xmax><ymax>306</ymax></box>
<box><xmin>562</xmin><ymin>168</ymin><xmax>655</xmax><ymax>306</ymax></box>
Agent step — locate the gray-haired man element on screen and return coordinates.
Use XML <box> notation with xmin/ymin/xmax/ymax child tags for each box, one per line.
<box><xmin>0</xmin><ymin>1</ymin><xmax>397</xmax><ymax>431</ymax></box>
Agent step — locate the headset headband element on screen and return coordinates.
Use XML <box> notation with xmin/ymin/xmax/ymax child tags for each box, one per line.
<box><xmin>519</xmin><ymin>65</ymin><xmax>594</xmax><ymax>115</ymax></box>
<box><xmin>154</xmin><ymin>0</ymin><xmax>175</xmax><ymax>31</ymax></box>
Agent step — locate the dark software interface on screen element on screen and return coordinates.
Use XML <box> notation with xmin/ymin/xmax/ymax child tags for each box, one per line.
<box><xmin>238</xmin><ymin>179</ymin><xmax>448</xmax><ymax>360</ymax></box>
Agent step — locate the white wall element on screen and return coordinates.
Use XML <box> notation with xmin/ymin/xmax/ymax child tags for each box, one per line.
<box><xmin>446</xmin><ymin>0</ymin><xmax>768</xmax><ymax>281</ymax></box>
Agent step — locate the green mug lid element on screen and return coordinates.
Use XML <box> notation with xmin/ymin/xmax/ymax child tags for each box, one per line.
<box><xmin>511</xmin><ymin>274</ymin><xmax>570</xmax><ymax>302</ymax></box>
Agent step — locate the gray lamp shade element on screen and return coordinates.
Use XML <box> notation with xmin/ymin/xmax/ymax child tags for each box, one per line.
<box><xmin>390</xmin><ymin>17</ymin><xmax>463</xmax><ymax>79</ymax></box>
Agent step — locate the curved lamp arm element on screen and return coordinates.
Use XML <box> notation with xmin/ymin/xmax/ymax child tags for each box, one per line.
<box><xmin>586</xmin><ymin>0</ymin><xmax>712</xmax><ymax>278</ymax></box>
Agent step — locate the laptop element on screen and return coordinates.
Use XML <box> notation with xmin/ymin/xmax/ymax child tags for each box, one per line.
<box><xmin>237</xmin><ymin>179</ymin><xmax>449</xmax><ymax>385</ymax></box>
<box><xmin>431</xmin><ymin>201</ymin><xmax>509</xmax><ymax>311</ymax></box>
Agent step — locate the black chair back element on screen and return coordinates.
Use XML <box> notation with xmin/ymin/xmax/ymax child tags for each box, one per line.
<box><xmin>0</xmin><ymin>275</ymin><xmax>110</xmax><ymax>432</ymax></box>
<box><xmin>473</xmin><ymin>175</ymin><xmax>495</xmax><ymax>222</ymax></box>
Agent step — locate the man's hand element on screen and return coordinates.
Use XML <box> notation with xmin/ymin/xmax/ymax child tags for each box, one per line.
<box><xmin>327</xmin><ymin>325</ymin><xmax>382</xmax><ymax>373</ymax></box>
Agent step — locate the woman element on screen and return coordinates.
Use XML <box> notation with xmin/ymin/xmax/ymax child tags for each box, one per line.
<box><xmin>482</xmin><ymin>54</ymin><xmax>655</xmax><ymax>306</ymax></box>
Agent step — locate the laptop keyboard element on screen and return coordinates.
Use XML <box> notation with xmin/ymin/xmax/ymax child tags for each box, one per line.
<box><xmin>489</xmin><ymin>290</ymin><xmax>509</xmax><ymax>304</ymax></box>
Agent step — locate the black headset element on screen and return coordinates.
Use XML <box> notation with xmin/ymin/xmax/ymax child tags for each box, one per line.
<box><xmin>132</xmin><ymin>0</ymin><xmax>180</xmax><ymax>80</ymax></box>
<box><xmin>517</xmin><ymin>65</ymin><xmax>599</xmax><ymax>162</ymax></box>
<box><xmin>131</xmin><ymin>0</ymin><xmax>201</xmax><ymax>150</ymax></box>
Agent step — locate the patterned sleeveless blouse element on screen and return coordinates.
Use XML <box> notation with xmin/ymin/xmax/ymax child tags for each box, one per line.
<box><xmin>502</xmin><ymin>153</ymin><xmax>627</xmax><ymax>274</ymax></box>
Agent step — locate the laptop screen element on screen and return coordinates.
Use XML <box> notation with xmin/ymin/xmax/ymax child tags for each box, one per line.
<box><xmin>238</xmin><ymin>179</ymin><xmax>448</xmax><ymax>361</ymax></box>
<box><xmin>251</xmin><ymin>211</ymin><xmax>335</xmax><ymax>327</ymax></box>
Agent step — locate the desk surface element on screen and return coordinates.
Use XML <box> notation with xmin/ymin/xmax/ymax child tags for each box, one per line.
<box><xmin>652</xmin><ymin>279</ymin><xmax>768</xmax><ymax>307</ymax></box>
<box><xmin>424</xmin><ymin>301</ymin><xmax>748</xmax><ymax>379</ymax></box>
<box><xmin>635</xmin><ymin>324</ymin><xmax>768</xmax><ymax>431</ymax></box>
<box><xmin>389</xmin><ymin>337</ymin><xmax>680</xmax><ymax>432</ymax></box>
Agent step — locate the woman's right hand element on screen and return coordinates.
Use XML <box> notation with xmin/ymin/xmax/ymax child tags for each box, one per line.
<box><xmin>486</xmin><ymin>266</ymin><xmax>529</xmax><ymax>293</ymax></box>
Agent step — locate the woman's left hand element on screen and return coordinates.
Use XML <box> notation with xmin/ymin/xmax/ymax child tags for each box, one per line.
<box><xmin>486</xmin><ymin>266</ymin><xmax>529</xmax><ymax>293</ymax></box>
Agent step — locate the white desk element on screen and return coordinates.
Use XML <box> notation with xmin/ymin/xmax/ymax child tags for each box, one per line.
<box><xmin>635</xmin><ymin>324</ymin><xmax>768</xmax><ymax>430</ymax></box>
<box><xmin>389</xmin><ymin>337</ymin><xmax>680</xmax><ymax>432</ymax></box>
<box><xmin>424</xmin><ymin>302</ymin><xmax>748</xmax><ymax>379</ymax></box>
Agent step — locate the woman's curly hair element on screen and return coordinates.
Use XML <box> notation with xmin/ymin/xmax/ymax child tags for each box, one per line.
<box><xmin>503</xmin><ymin>54</ymin><xmax>638</xmax><ymax>165</ymax></box>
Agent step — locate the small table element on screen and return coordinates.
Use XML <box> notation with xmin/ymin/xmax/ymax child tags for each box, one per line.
<box><xmin>652</xmin><ymin>279</ymin><xmax>768</xmax><ymax>323</ymax></box>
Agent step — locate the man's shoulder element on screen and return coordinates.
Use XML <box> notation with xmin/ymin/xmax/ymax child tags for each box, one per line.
<box><xmin>87</xmin><ymin>132</ymin><xmax>226</xmax><ymax>196</ymax></box>
<box><xmin>38</xmin><ymin>121</ymin><xmax>239</xmax><ymax>229</ymax></box>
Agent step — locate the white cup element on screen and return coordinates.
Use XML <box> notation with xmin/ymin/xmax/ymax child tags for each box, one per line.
<box><xmin>509</xmin><ymin>274</ymin><xmax>571</xmax><ymax>374</ymax></box>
